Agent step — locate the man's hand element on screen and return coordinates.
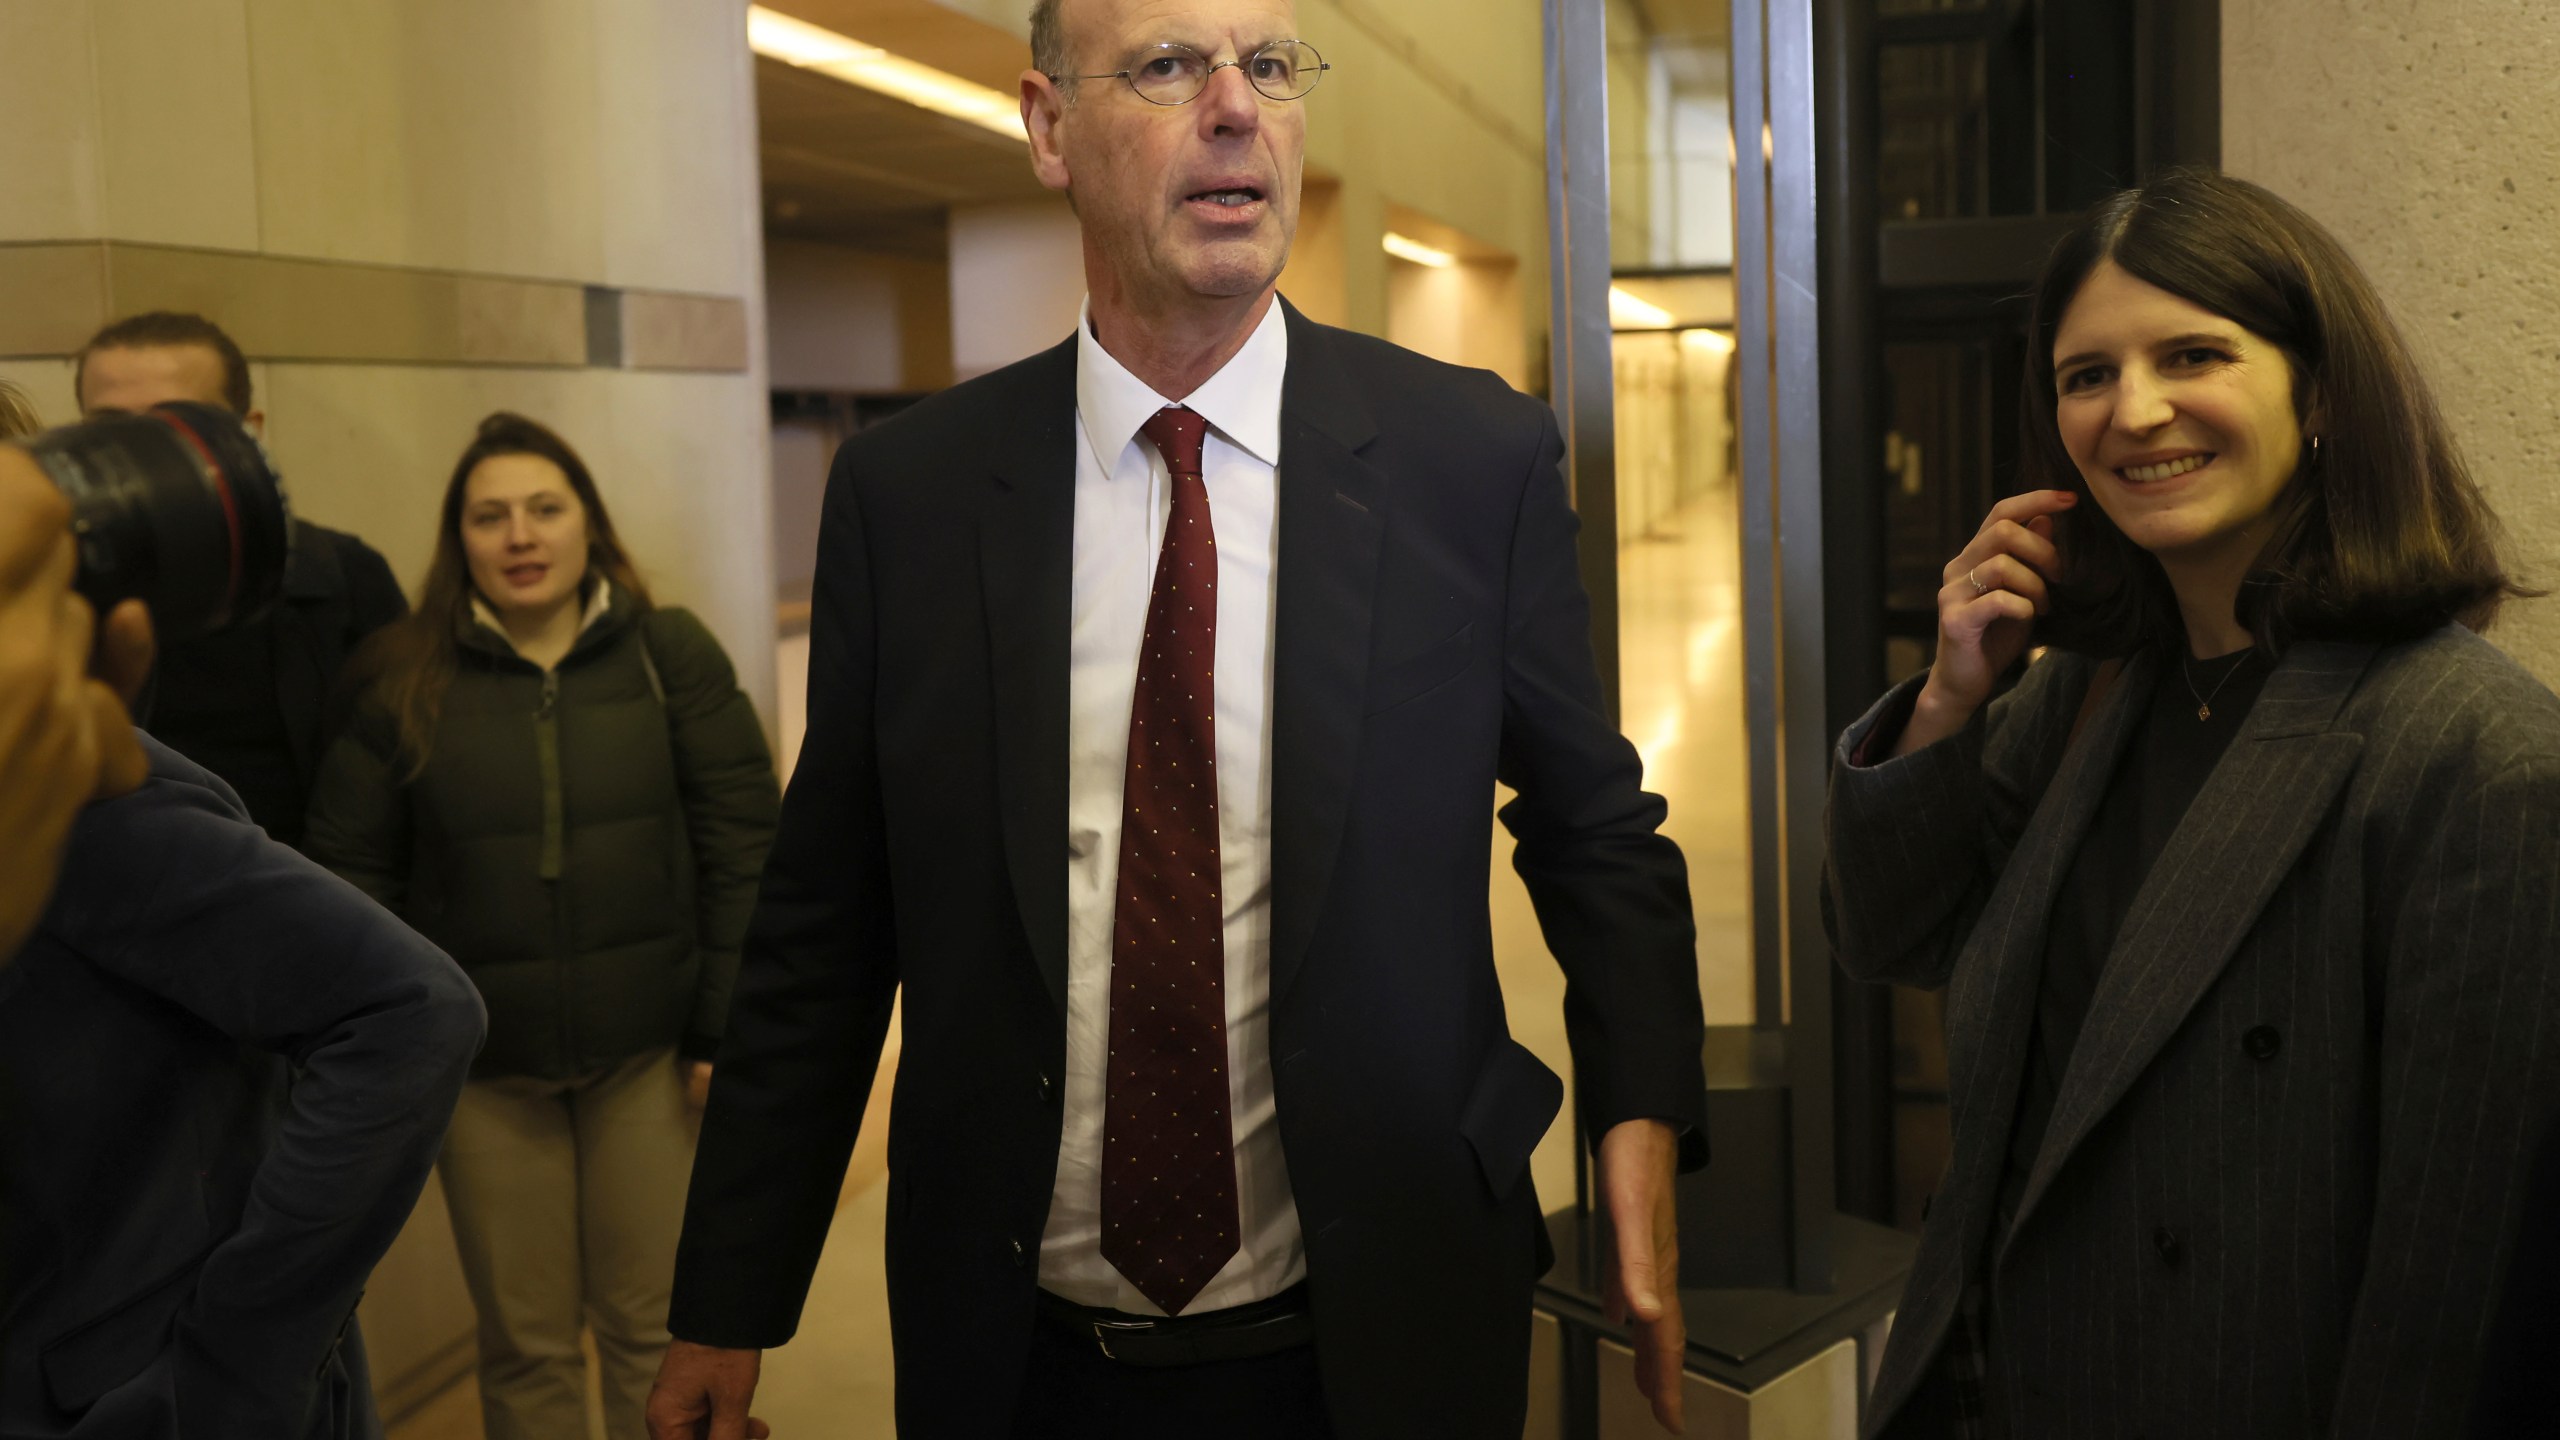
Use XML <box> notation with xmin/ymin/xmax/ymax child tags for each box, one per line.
<box><xmin>686</xmin><ymin>1060</ymin><xmax>715</xmax><ymax>1114</ymax></box>
<box><xmin>647</xmin><ymin>1340</ymin><xmax>769</xmax><ymax>1440</ymax></box>
<box><xmin>1599</xmin><ymin>1117</ymin><xmax>1686</xmax><ymax>1434</ymax></box>
<box><xmin>0</xmin><ymin>448</ymin><xmax>151</xmax><ymax>963</ymax></box>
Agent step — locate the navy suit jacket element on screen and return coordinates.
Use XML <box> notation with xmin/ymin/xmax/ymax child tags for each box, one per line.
<box><xmin>0</xmin><ymin>737</ymin><xmax>484</xmax><ymax>1438</ymax></box>
<box><xmin>670</xmin><ymin>302</ymin><xmax>1708</xmax><ymax>1439</ymax></box>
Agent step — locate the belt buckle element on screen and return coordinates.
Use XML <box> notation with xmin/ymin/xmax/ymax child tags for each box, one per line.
<box><xmin>1091</xmin><ymin>1317</ymin><xmax>1156</xmax><ymax>1361</ymax></box>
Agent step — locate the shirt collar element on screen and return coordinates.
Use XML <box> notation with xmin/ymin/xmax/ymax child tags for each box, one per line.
<box><xmin>471</xmin><ymin>575</ymin><xmax>614</xmax><ymax>656</ymax></box>
<box><xmin>1074</xmin><ymin>295</ymin><xmax>1288</xmax><ymax>474</ymax></box>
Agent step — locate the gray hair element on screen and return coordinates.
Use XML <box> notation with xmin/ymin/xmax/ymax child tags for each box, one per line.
<box><xmin>1030</xmin><ymin>0</ymin><xmax>1070</xmax><ymax>83</ymax></box>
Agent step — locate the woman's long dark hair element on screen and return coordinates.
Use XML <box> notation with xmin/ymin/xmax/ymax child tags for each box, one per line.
<box><xmin>2027</xmin><ymin>167</ymin><xmax>2527</xmax><ymax>656</ymax></box>
<box><xmin>356</xmin><ymin>412</ymin><xmax>652</xmax><ymax>777</ymax></box>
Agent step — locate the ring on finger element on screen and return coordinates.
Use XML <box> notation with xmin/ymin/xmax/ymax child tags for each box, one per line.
<box><xmin>1966</xmin><ymin>565</ymin><xmax>1990</xmax><ymax>595</ymax></box>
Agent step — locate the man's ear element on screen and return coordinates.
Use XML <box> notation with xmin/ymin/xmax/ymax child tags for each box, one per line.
<box><xmin>244</xmin><ymin>408</ymin><xmax>267</xmax><ymax>441</ymax></box>
<box><xmin>1023</xmin><ymin>71</ymin><xmax>1073</xmax><ymax>194</ymax></box>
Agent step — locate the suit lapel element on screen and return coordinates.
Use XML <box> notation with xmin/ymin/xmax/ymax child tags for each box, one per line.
<box><xmin>1936</xmin><ymin>652</ymin><xmax>2154</xmax><ymax>1262</ymax></box>
<box><xmin>980</xmin><ymin>338</ymin><xmax>1081</xmax><ymax>1017</ymax></box>
<box><xmin>2002</xmin><ymin>641</ymin><xmax>2375</xmax><ymax>1253</ymax></box>
<box><xmin>1268</xmin><ymin>302</ymin><xmax>1385</xmax><ymax>1005</ymax></box>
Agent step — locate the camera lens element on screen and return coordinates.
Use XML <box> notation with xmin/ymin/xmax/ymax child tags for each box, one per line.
<box><xmin>20</xmin><ymin>402</ymin><xmax>293</xmax><ymax>644</ymax></box>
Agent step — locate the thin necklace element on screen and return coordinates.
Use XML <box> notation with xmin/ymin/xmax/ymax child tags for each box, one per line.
<box><xmin>2180</xmin><ymin>648</ymin><xmax>2255</xmax><ymax>722</ymax></box>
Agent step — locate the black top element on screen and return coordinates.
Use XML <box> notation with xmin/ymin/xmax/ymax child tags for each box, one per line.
<box><xmin>1993</xmin><ymin>644</ymin><xmax>2272</xmax><ymax>1237</ymax></box>
<box><xmin>141</xmin><ymin>519</ymin><xmax>408</xmax><ymax>849</ymax></box>
<box><xmin>0</xmin><ymin>736</ymin><xmax>483</xmax><ymax>1436</ymax></box>
<box><xmin>151</xmin><ymin>622</ymin><xmax>297</xmax><ymax>838</ymax></box>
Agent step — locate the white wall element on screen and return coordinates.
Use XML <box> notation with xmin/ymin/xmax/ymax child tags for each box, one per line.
<box><xmin>948</xmin><ymin>198</ymin><xmax>1088</xmax><ymax>380</ymax></box>
<box><xmin>1385</xmin><ymin>256</ymin><xmax>1529</xmax><ymax>391</ymax></box>
<box><xmin>766</xmin><ymin>238</ymin><xmax>952</xmax><ymax>393</ymax></box>
<box><xmin>2224</xmin><ymin>2</ymin><xmax>2560</xmax><ymax>683</ymax></box>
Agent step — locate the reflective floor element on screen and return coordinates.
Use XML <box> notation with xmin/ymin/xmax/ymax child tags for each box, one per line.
<box><xmin>389</xmin><ymin>484</ymin><xmax>1749</xmax><ymax>1437</ymax></box>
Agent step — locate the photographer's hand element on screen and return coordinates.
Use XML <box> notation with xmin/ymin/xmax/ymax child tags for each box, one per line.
<box><xmin>0</xmin><ymin>447</ymin><xmax>151</xmax><ymax>962</ymax></box>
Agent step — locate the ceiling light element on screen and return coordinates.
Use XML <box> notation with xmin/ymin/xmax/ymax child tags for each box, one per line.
<box><xmin>1609</xmin><ymin>287</ymin><xmax>1676</xmax><ymax>329</ymax></box>
<box><xmin>1382</xmin><ymin>232</ymin><xmax>1458</xmax><ymax>268</ymax></box>
<box><xmin>749</xmin><ymin>6</ymin><xmax>1027</xmax><ymax>142</ymax></box>
<box><xmin>1681</xmin><ymin>327</ymin><xmax>1736</xmax><ymax>353</ymax></box>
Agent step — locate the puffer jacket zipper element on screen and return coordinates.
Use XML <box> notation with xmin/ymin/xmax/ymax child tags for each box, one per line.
<box><xmin>535</xmin><ymin>670</ymin><xmax>564</xmax><ymax>879</ymax></box>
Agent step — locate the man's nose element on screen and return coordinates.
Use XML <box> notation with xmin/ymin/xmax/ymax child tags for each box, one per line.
<box><xmin>1196</xmin><ymin>60</ymin><xmax>1261</xmax><ymax>133</ymax></box>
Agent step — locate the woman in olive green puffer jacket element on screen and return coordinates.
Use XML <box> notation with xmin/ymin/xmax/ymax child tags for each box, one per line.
<box><xmin>304</xmin><ymin>413</ymin><xmax>778</xmax><ymax>1440</ymax></box>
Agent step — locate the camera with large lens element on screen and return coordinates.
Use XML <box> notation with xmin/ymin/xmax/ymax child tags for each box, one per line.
<box><xmin>16</xmin><ymin>401</ymin><xmax>293</xmax><ymax>644</ymax></box>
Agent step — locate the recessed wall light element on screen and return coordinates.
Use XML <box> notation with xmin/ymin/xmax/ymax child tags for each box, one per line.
<box><xmin>1382</xmin><ymin>232</ymin><xmax>1458</xmax><ymax>268</ymax></box>
<box><xmin>748</xmin><ymin>6</ymin><xmax>1027</xmax><ymax>142</ymax></box>
<box><xmin>1608</xmin><ymin>288</ymin><xmax>1676</xmax><ymax>329</ymax></box>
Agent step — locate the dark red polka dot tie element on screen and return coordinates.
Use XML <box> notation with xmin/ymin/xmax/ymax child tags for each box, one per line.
<box><xmin>1100</xmin><ymin>406</ymin><xmax>1239</xmax><ymax>1315</ymax></box>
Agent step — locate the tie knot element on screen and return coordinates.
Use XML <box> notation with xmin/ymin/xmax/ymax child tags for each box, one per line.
<box><xmin>1140</xmin><ymin>406</ymin><xmax>1209</xmax><ymax>478</ymax></box>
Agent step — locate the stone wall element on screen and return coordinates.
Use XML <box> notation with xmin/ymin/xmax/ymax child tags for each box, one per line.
<box><xmin>2225</xmin><ymin>1</ymin><xmax>2560</xmax><ymax>681</ymax></box>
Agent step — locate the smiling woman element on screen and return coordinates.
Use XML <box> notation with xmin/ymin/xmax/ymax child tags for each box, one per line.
<box><xmin>1829</xmin><ymin>167</ymin><xmax>2560</xmax><ymax>1438</ymax></box>
<box><xmin>2024</xmin><ymin>167</ymin><xmax>2527</xmax><ymax>658</ymax></box>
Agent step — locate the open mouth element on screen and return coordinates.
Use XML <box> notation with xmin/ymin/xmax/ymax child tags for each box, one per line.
<box><xmin>1186</xmin><ymin>186</ymin><xmax>1266</xmax><ymax>210</ymax></box>
<box><xmin>2117</xmin><ymin>453</ymin><xmax>2214</xmax><ymax>484</ymax></box>
<box><xmin>504</xmin><ymin>564</ymin><xmax>549</xmax><ymax>586</ymax></box>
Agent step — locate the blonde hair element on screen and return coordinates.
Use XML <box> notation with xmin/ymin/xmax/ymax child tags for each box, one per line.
<box><xmin>0</xmin><ymin>380</ymin><xmax>41</xmax><ymax>441</ymax></box>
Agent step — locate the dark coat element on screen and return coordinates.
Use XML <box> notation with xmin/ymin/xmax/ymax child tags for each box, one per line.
<box><xmin>1826</xmin><ymin>631</ymin><xmax>2560</xmax><ymax>1438</ymax></box>
<box><xmin>143</xmin><ymin>518</ymin><xmax>409</xmax><ymax>848</ymax></box>
<box><xmin>306</xmin><ymin>600</ymin><xmax>779</xmax><ymax>1080</ymax></box>
<box><xmin>0</xmin><ymin>736</ymin><xmax>485</xmax><ymax>1439</ymax></box>
<box><xmin>668</xmin><ymin>302</ymin><xmax>1709</xmax><ymax>1439</ymax></box>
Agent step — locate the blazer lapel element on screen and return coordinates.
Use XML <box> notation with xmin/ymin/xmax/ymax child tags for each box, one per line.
<box><xmin>2003</xmin><ymin>641</ymin><xmax>2375</xmax><ymax>1252</ymax></box>
<box><xmin>1935</xmin><ymin>652</ymin><xmax>2154</xmax><ymax>1261</ymax></box>
<box><xmin>980</xmin><ymin>338</ymin><xmax>1081</xmax><ymax>1017</ymax></box>
<box><xmin>1268</xmin><ymin>302</ymin><xmax>1386</xmax><ymax>1005</ymax></box>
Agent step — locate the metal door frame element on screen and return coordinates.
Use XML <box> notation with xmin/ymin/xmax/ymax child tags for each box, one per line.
<box><xmin>1545</xmin><ymin>0</ymin><xmax>1839</xmax><ymax>1294</ymax></box>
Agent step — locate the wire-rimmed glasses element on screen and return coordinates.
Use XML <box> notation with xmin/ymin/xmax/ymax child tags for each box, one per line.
<box><xmin>1056</xmin><ymin>40</ymin><xmax>1330</xmax><ymax>106</ymax></box>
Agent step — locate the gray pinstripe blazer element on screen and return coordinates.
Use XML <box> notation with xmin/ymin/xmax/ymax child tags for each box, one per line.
<box><xmin>1827</xmin><ymin>627</ymin><xmax>2560</xmax><ymax>1438</ymax></box>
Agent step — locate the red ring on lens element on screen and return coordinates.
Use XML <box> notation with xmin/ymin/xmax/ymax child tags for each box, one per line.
<box><xmin>152</xmin><ymin>408</ymin><xmax>246</xmax><ymax>619</ymax></box>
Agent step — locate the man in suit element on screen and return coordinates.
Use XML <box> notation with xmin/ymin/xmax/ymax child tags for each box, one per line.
<box><xmin>648</xmin><ymin>0</ymin><xmax>1708</xmax><ymax>1434</ymax></box>
<box><xmin>0</xmin><ymin>735</ymin><xmax>487</xmax><ymax>1436</ymax></box>
<box><xmin>77</xmin><ymin>312</ymin><xmax>409</xmax><ymax>850</ymax></box>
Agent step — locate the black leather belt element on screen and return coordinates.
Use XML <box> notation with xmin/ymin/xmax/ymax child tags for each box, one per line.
<box><xmin>1036</xmin><ymin>1283</ymin><xmax>1315</xmax><ymax>1367</ymax></box>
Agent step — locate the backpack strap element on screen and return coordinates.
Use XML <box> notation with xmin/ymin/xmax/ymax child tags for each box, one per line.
<box><xmin>634</xmin><ymin>613</ymin><xmax>667</xmax><ymax>708</ymax></box>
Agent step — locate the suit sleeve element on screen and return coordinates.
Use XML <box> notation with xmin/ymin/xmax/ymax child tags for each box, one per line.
<box><xmin>1491</xmin><ymin>402</ymin><xmax>1709</xmax><ymax>1165</ymax></box>
<box><xmin>1821</xmin><ymin>656</ymin><xmax>2077</xmax><ymax>991</ymax></box>
<box><xmin>669</xmin><ymin>447</ymin><xmax>902</xmax><ymax>1349</ymax></box>
<box><xmin>301</xmin><ymin>705</ymin><xmax>414</xmax><ymax>913</ymax></box>
<box><xmin>45</xmin><ymin>742</ymin><xmax>485</xmax><ymax>1433</ymax></box>
<box><xmin>2332</xmin><ymin>755</ymin><xmax>2560</xmax><ymax>1436</ymax></box>
<box><xmin>643</xmin><ymin>608</ymin><xmax>782</xmax><ymax>1059</ymax></box>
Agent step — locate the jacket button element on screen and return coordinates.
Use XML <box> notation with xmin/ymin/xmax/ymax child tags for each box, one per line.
<box><xmin>2152</xmin><ymin>1226</ymin><xmax>2182</xmax><ymax>1265</ymax></box>
<box><xmin>2243</xmin><ymin>1025</ymin><xmax>2282</xmax><ymax>1061</ymax></box>
<box><xmin>1011</xmin><ymin>1237</ymin><xmax>1028</xmax><ymax>1267</ymax></box>
<box><xmin>1038</xmin><ymin>1073</ymin><xmax>1054</xmax><ymax>1103</ymax></box>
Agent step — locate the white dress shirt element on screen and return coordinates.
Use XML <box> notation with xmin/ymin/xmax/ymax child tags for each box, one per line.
<box><xmin>1036</xmin><ymin>297</ymin><xmax>1304</xmax><ymax>1313</ymax></box>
